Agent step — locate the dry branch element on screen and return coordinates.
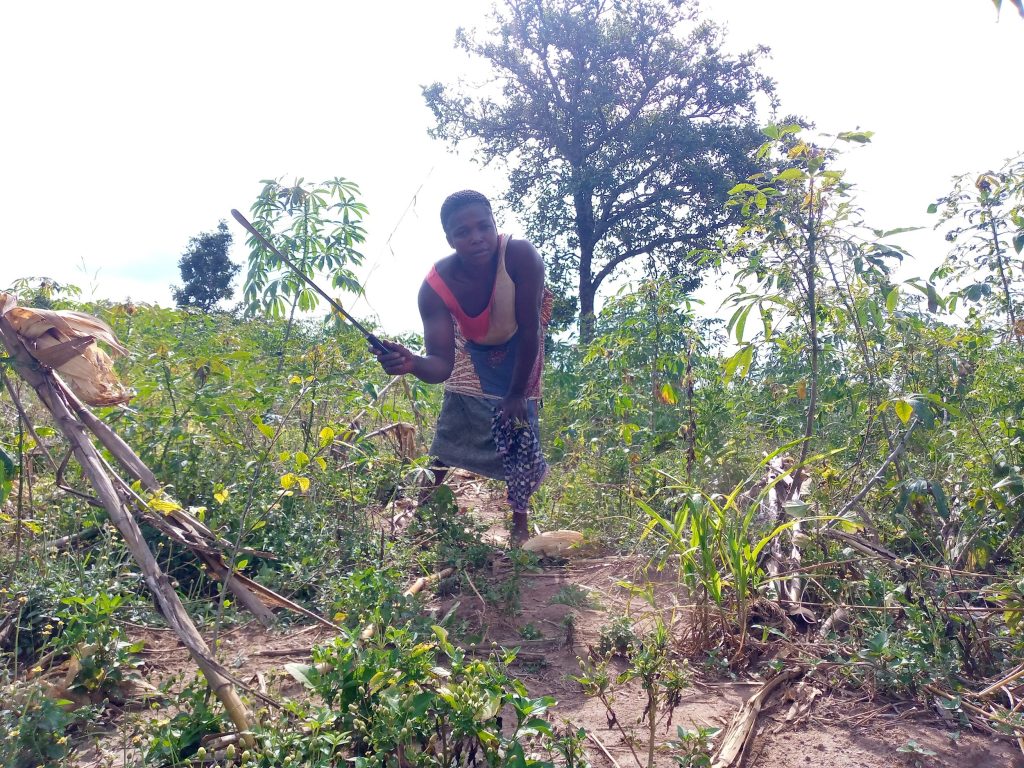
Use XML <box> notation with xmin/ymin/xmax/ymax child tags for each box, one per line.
<box><xmin>0</xmin><ymin>304</ymin><xmax>253</xmax><ymax>742</ymax></box>
<box><xmin>711</xmin><ymin>667</ymin><xmax>803</xmax><ymax>768</ymax></box>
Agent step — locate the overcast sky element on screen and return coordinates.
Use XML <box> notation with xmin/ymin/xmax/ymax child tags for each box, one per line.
<box><xmin>2</xmin><ymin>1</ymin><xmax>1021</xmax><ymax>335</ymax></box>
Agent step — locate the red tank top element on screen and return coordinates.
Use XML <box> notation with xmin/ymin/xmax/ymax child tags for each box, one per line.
<box><xmin>425</xmin><ymin>234</ymin><xmax>518</xmax><ymax>345</ymax></box>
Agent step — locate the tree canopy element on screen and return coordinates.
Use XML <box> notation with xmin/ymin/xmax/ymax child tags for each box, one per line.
<box><xmin>171</xmin><ymin>221</ymin><xmax>239</xmax><ymax>311</ymax></box>
<box><xmin>423</xmin><ymin>0</ymin><xmax>776</xmax><ymax>339</ymax></box>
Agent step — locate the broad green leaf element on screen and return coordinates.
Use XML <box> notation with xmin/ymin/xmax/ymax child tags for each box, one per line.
<box><xmin>285</xmin><ymin>663</ymin><xmax>315</xmax><ymax>689</ymax></box>
<box><xmin>0</xmin><ymin>444</ymin><xmax>15</xmax><ymax>506</ymax></box>
<box><xmin>837</xmin><ymin>130</ymin><xmax>874</xmax><ymax>143</ymax></box>
<box><xmin>775</xmin><ymin>168</ymin><xmax>806</xmax><ymax>182</ymax></box>
<box><xmin>885</xmin><ymin>286</ymin><xmax>899</xmax><ymax>313</ymax></box>
<box><xmin>728</xmin><ymin>182</ymin><xmax>760</xmax><ymax>195</ymax></box>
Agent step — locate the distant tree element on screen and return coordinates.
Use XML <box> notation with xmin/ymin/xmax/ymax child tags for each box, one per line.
<box><xmin>172</xmin><ymin>221</ymin><xmax>239</xmax><ymax>311</ymax></box>
<box><xmin>423</xmin><ymin>0</ymin><xmax>776</xmax><ymax>340</ymax></box>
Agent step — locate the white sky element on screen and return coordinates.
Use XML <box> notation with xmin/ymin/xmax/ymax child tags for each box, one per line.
<box><xmin>2</xmin><ymin>1</ymin><xmax>1021</xmax><ymax>335</ymax></box>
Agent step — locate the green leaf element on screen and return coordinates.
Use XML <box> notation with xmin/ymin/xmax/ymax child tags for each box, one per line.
<box><xmin>885</xmin><ymin>286</ymin><xmax>899</xmax><ymax>313</ymax></box>
<box><xmin>837</xmin><ymin>130</ymin><xmax>874</xmax><ymax>144</ymax></box>
<box><xmin>727</xmin><ymin>182</ymin><xmax>760</xmax><ymax>195</ymax></box>
<box><xmin>731</xmin><ymin>303</ymin><xmax>753</xmax><ymax>343</ymax></box>
<box><xmin>0</xmin><ymin>444</ymin><xmax>15</xmax><ymax>506</ymax></box>
<box><xmin>285</xmin><ymin>663</ymin><xmax>315</xmax><ymax>689</ymax></box>
<box><xmin>1013</xmin><ymin>232</ymin><xmax>1024</xmax><ymax>255</ymax></box>
<box><xmin>926</xmin><ymin>202</ymin><xmax>939</xmax><ymax>214</ymax></box>
<box><xmin>775</xmin><ymin>168</ymin><xmax>806</xmax><ymax>182</ymax></box>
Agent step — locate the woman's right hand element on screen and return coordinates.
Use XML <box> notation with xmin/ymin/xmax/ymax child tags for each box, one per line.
<box><xmin>372</xmin><ymin>340</ymin><xmax>416</xmax><ymax>376</ymax></box>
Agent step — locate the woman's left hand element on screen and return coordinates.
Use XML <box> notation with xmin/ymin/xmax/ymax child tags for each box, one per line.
<box><xmin>499</xmin><ymin>395</ymin><xmax>529</xmax><ymax>426</ymax></box>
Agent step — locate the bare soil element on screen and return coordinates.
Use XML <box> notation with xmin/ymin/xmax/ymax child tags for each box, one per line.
<box><xmin>77</xmin><ymin>471</ymin><xmax>1023</xmax><ymax>768</ymax></box>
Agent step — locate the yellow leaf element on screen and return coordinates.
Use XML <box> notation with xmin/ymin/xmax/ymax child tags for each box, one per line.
<box><xmin>297</xmin><ymin>476</ymin><xmax>310</xmax><ymax>493</ymax></box>
<box><xmin>318</xmin><ymin>427</ymin><xmax>336</xmax><ymax>448</ymax></box>
<box><xmin>280</xmin><ymin>473</ymin><xmax>296</xmax><ymax>490</ymax></box>
<box><xmin>796</xmin><ymin>381</ymin><xmax>807</xmax><ymax>399</ymax></box>
<box><xmin>213</xmin><ymin>489</ymin><xmax>229</xmax><ymax>504</ymax></box>
<box><xmin>149</xmin><ymin>497</ymin><xmax>180</xmax><ymax>514</ymax></box>
<box><xmin>894</xmin><ymin>399</ymin><xmax>913</xmax><ymax>424</ymax></box>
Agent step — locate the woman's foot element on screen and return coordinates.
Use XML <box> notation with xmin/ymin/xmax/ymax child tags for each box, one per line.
<box><xmin>510</xmin><ymin>511</ymin><xmax>530</xmax><ymax>547</ymax></box>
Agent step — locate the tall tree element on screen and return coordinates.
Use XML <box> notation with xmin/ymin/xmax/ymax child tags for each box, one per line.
<box><xmin>423</xmin><ymin>0</ymin><xmax>775</xmax><ymax>340</ymax></box>
<box><xmin>172</xmin><ymin>221</ymin><xmax>239</xmax><ymax>311</ymax></box>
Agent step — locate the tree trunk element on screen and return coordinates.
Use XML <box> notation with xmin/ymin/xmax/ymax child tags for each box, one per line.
<box><xmin>574</xmin><ymin>189</ymin><xmax>598</xmax><ymax>344</ymax></box>
<box><xmin>579</xmin><ymin>279</ymin><xmax>596</xmax><ymax>345</ymax></box>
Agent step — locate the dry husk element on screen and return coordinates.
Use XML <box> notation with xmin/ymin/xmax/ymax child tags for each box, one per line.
<box><xmin>0</xmin><ymin>294</ymin><xmax>132</xmax><ymax>406</ymax></box>
<box><xmin>522</xmin><ymin>529</ymin><xmax>584</xmax><ymax>557</ymax></box>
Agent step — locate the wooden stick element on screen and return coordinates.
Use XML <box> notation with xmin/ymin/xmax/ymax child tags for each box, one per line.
<box><xmin>979</xmin><ymin>662</ymin><xmax>1024</xmax><ymax>698</ymax></box>
<box><xmin>587</xmin><ymin>732</ymin><xmax>625</xmax><ymax>768</ymax></box>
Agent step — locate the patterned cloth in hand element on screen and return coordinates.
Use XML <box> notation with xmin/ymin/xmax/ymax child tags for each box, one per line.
<box><xmin>491</xmin><ymin>411</ymin><xmax>548</xmax><ymax>514</ymax></box>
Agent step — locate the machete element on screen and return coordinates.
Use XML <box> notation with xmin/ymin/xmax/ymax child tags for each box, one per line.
<box><xmin>230</xmin><ymin>209</ymin><xmax>389</xmax><ymax>355</ymax></box>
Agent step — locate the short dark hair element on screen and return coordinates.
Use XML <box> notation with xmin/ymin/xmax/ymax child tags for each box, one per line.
<box><xmin>440</xmin><ymin>190</ymin><xmax>492</xmax><ymax>232</ymax></box>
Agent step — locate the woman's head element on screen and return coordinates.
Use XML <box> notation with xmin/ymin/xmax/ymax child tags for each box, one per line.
<box><xmin>440</xmin><ymin>190</ymin><xmax>492</xmax><ymax>234</ymax></box>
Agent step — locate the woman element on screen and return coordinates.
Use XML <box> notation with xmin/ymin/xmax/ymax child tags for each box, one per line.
<box><xmin>373</xmin><ymin>190</ymin><xmax>550</xmax><ymax>544</ymax></box>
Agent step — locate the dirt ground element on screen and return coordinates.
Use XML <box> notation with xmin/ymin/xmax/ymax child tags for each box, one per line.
<box><xmin>78</xmin><ymin>472</ymin><xmax>1024</xmax><ymax>768</ymax></box>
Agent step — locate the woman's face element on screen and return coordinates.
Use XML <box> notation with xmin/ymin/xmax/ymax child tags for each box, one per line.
<box><xmin>445</xmin><ymin>203</ymin><xmax>499</xmax><ymax>267</ymax></box>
